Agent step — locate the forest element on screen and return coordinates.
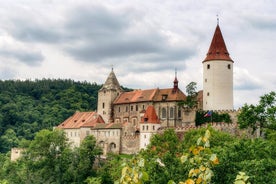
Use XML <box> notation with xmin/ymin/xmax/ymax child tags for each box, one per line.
<box><xmin>0</xmin><ymin>79</ymin><xmax>102</xmax><ymax>153</ymax></box>
<box><xmin>0</xmin><ymin>79</ymin><xmax>275</xmax><ymax>183</ymax></box>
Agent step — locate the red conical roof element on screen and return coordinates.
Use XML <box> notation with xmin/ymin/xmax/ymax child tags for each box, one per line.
<box><xmin>203</xmin><ymin>25</ymin><xmax>233</xmax><ymax>62</ymax></box>
<box><xmin>141</xmin><ymin>105</ymin><xmax>160</xmax><ymax>124</ymax></box>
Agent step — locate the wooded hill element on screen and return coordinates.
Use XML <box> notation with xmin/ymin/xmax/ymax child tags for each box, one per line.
<box><xmin>0</xmin><ymin>79</ymin><xmax>102</xmax><ymax>153</ymax></box>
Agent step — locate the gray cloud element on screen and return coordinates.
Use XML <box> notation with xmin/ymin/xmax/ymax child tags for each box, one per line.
<box><xmin>10</xmin><ymin>18</ymin><xmax>62</xmax><ymax>43</ymax></box>
<box><xmin>0</xmin><ymin>48</ymin><xmax>44</xmax><ymax>66</ymax></box>
<box><xmin>63</xmin><ymin>5</ymin><xmax>195</xmax><ymax>65</ymax></box>
<box><xmin>5</xmin><ymin>4</ymin><xmax>196</xmax><ymax>69</ymax></box>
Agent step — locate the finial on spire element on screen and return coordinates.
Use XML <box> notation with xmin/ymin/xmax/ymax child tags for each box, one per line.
<box><xmin>175</xmin><ymin>68</ymin><xmax>177</xmax><ymax>78</ymax></box>
<box><xmin>111</xmin><ymin>64</ymin><xmax>114</xmax><ymax>71</ymax></box>
<box><xmin>216</xmin><ymin>14</ymin><xmax>219</xmax><ymax>25</ymax></box>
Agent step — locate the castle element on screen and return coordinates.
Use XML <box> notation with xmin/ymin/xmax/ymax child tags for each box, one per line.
<box><xmin>57</xmin><ymin>23</ymin><xmax>237</xmax><ymax>155</ymax></box>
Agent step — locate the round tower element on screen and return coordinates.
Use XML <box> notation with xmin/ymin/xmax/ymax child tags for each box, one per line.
<box><xmin>203</xmin><ymin>23</ymin><xmax>234</xmax><ymax>111</ymax></box>
<box><xmin>97</xmin><ymin>68</ymin><xmax>123</xmax><ymax>123</ymax></box>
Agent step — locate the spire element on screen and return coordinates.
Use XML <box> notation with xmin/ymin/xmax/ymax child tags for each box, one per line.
<box><xmin>203</xmin><ymin>24</ymin><xmax>233</xmax><ymax>62</ymax></box>
<box><xmin>173</xmin><ymin>68</ymin><xmax>178</xmax><ymax>93</ymax></box>
<box><xmin>101</xmin><ymin>68</ymin><xmax>122</xmax><ymax>91</ymax></box>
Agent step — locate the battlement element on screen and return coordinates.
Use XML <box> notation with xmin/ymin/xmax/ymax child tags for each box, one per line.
<box><xmin>122</xmin><ymin>134</ymin><xmax>140</xmax><ymax>140</ymax></box>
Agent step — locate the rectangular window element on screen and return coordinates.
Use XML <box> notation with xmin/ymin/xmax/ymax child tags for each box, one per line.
<box><xmin>136</xmin><ymin>105</ymin><xmax>138</xmax><ymax>111</ymax></box>
<box><xmin>118</xmin><ymin>107</ymin><xmax>120</xmax><ymax>112</ymax></box>
<box><xmin>207</xmin><ymin>64</ymin><xmax>210</xmax><ymax>69</ymax></box>
<box><xmin>102</xmin><ymin>103</ymin><xmax>105</xmax><ymax>108</ymax></box>
<box><xmin>126</xmin><ymin>106</ymin><xmax>128</xmax><ymax>112</ymax></box>
<box><xmin>131</xmin><ymin>106</ymin><xmax>133</xmax><ymax>111</ymax></box>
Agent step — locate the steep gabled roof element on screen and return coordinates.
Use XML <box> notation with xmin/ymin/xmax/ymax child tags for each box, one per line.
<box><xmin>203</xmin><ymin>24</ymin><xmax>233</xmax><ymax>62</ymax></box>
<box><xmin>57</xmin><ymin>111</ymin><xmax>105</xmax><ymax>129</ymax></box>
<box><xmin>100</xmin><ymin>68</ymin><xmax>122</xmax><ymax>91</ymax></box>
<box><xmin>141</xmin><ymin>105</ymin><xmax>160</xmax><ymax>124</ymax></box>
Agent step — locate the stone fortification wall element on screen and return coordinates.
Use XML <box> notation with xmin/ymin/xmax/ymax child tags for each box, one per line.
<box><xmin>120</xmin><ymin>135</ymin><xmax>140</xmax><ymax>154</ymax></box>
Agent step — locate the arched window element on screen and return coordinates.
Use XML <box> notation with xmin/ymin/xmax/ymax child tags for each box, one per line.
<box><xmin>169</xmin><ymin>107</ymin><xmax>174</xmax><ymax>119</ymax></box>
<box><xmin>178</xmin><ymin>108</ymin><xmax>182</xmax><ymax>118</ymax></box>
<box><xmin>109</xmin><ymin>143</ymin><xmax>116</xmax><ymax>152</ymax></box>
<box><xmin>99</xmin><ymin>141</ymin><xmax>105</xmax><ymax>148</ymax></box>
<box><xmin>161</xmin><ymin>107</ymin><xmax>166</xmax><ymax>119</ymax></box>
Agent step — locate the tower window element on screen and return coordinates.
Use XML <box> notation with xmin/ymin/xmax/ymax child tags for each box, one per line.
<box><xmin>205</xmin><ymin>78</ymin><xmax>207</xmax><ymax>82</ymax></box>
<box><xmin>126</xmin><ymin>106</ymin><xmax>128</xmax><ymax>112</ymax></box>
<box><xmin>169</xmin><ymin>107</ymin><xmax>174</xmax><ymax>119</ymax></box>
<box><xmin>136</xmin><ymin>105</ymin><xmax>138</xmax><ymax>111</ymax></box>
<box><xmin>207</xmin><ymin>64</ymin><xmax>210</xmax><ymax>69</ymax></box>
<box><xmin>207</xmin><ymin>92</ymin><xmax>210</xmax><ymax>96</ymax></box>
<box><xmin>118</xmin><ymin>107</ymin><xmax>120</xmax><ymax>112</ymax></box>
<box><xmin>161</xmin><ymin>108</ymin><xmax>167</xmax><ymax>119</ymax></box>
<box><xmin>102</xmin><ymin>103</ymin><xmax>105</xmax><ymax>108</ymax></box>
<box><xmin>228</xmin><ymin>64</ymin><xmax>231</xmax><ymax>69</ymax></box>
<box><xmin>131</xmin><ymin>106</ymin><xmax>133</xmax><ymax>111</ymax></box>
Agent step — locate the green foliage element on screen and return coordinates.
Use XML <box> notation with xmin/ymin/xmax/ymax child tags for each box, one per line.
<box><xmin>96</xmin><ymin>153</ymin><xmax>129</xmax><ymax>183</ymax></box>
<box><xmin>116</xmin><ymin>156</ymin><xmax>149</xmax><ymax>184</ymax></box>
<box><xmin>195</xmin><ymin>111</ymin><xmax>232</xmax><ymax>126</ymax></box>
<box><xmin>76</xmin><ymin>135</ymin><xmax>103</xmax><ymax>182</ymax></box>
<box><xmin>0</xmin><ymin>129</ymin><xmax>19</xmax><ymax>153</ymax></box>
<box><xmin>234</xmin><ymin>172</ymin><xmax>251</xmax><ymax>184</ymax></box>
<box><xmin>176</xmin><ymin>130</ymin><xmax>219</xmax><ymax>184</ymax></box>
<box><xmin>0</xmin><ymin>79</ymin><xmax>101</xmax><ymax>153</ymax></box>
<box><xmin>212</xmin><ymin>138</ymin><xmax>276</xmax><ymax>184</ymax></box>
<box><xmin>178</xmin><ymin>82</ymin><xmax>198</xmax><ymax>110</ymax></box>
<box><xmin>140</xmin><ymin>129</ymin><xmax>187</xmax><ymax>183</ymax></box>
<box><xmin>238</xmin><ymin>91</ymin><xmax>276</xmax><ymax>135</ymax></box>
<box><xmin>0</xmin><ymin>129</ymin><xmax>103</xmax><ymax>184</ymax></box>
<box><xmin>85</xmin><ymin>177</ymin><xmax>102</xmax><ymax>184</ymax></box>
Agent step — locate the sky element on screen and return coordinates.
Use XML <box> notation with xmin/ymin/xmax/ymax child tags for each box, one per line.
<box><xmin>0</xmin><ymin>0</ymin><xmax>275</xmax><ymax>109</ymax></box>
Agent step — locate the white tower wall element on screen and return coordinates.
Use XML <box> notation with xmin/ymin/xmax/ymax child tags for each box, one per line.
<box><xmin>203</xmin><ymin>60</ymin><xmax>233</xmax><ymax>110</ymax></box>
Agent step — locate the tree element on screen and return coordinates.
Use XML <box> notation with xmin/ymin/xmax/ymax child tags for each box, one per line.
<box><xmin>178</xmin><ymin>82</ymin><xmax>198</xmax><ymax>110</ymax></box>
<box><xmin>0</xmin><ymin>129</ymin><xmax>19</xmax><ymax>153</ymax></box>
<box><xmin>76</xmin><ymin>135</ymin><xmax>103</xmax><ymax>182</ymax></box>
<box><xmin>238</xmin><ymin>91</ymin><xmax>276</xmax><ymax>136</ymax></box>
<box><xmin>140</xmin><ymin>129</ymin><xmax>187</xmax><ymax>183</ymax></box>
<box><xmin>22</xmin><ymin>129</ymin><xmax>71</xmax><ymax>184</ymax></box>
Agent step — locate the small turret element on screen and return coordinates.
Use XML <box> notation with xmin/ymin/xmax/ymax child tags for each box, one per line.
<box><xmin>97</xmin><ymin>68</ymin><xmax>123</xmax><ymax>123</ymax></box>
<box><xmin>172</xmin><ymin>69</ymin><xmax>179</xmax><ymax>93</ymax></box>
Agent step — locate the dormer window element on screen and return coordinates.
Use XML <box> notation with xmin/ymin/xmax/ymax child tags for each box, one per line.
<box><xmin>162</xmin><ymin>94</ymin><xmax>168</xmax><ymax>101</ymax></box>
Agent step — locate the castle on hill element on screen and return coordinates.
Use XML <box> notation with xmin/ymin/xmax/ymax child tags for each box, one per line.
<box><xmin>57</xmin><ymin>23</ymin><xmax>237</xmax><ymax>155</ymax></box>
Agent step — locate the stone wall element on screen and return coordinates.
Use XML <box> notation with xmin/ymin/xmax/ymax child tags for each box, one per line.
<box><xmin>120</xmin><ymin>135</ymin><xmax>140</xmax><ymax>154</ymax></box>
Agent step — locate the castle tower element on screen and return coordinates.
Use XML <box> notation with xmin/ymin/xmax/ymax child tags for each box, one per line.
<box><xmin>202</xmin><ymin>23</ymin><xmax>234</xmax><ymax>110</ymax></box>
<box><xmin>139</xmin><ymin>105</ymin><xmax>161</xmax><ymax>150</ymax></box>
<box><xmin>97</xmin><ymin>68</ymin><xmax>123</xmax><ymax>123</ymax></box>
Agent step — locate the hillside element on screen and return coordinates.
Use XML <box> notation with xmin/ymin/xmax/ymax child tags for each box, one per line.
<box><xmin>0</xmin><ymin>79</ymin><xmax>102</xmax><ymax>153</ymax></box>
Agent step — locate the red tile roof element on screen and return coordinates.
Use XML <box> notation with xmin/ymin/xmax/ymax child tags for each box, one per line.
<box><xmin>203</xmin><ymin>25</ymin><xmax>233</xmax><ymax>62</ymax></box>
<box><xmin>113</xmin><ymin>89</ymin><xmax>157</xmax><ymax>104</ymax></box>
<box><xmin>154</xmin><ymin>88</ymin><xmax>186</xmax><ymax>102</ymax></box>
<box><xmin>141</xmin><ymin>105</ymin><xmax>160</xmax><ymax>124</ymax></box>
<box><xmin>113</xmin><ymin>88</ymin><xmax>186</xmax><ymax>104</ymax></box>
<box><xmin>57</xmin><ymin>111</ymin><xmax>105</xmax><ymax>129</ymax></box>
